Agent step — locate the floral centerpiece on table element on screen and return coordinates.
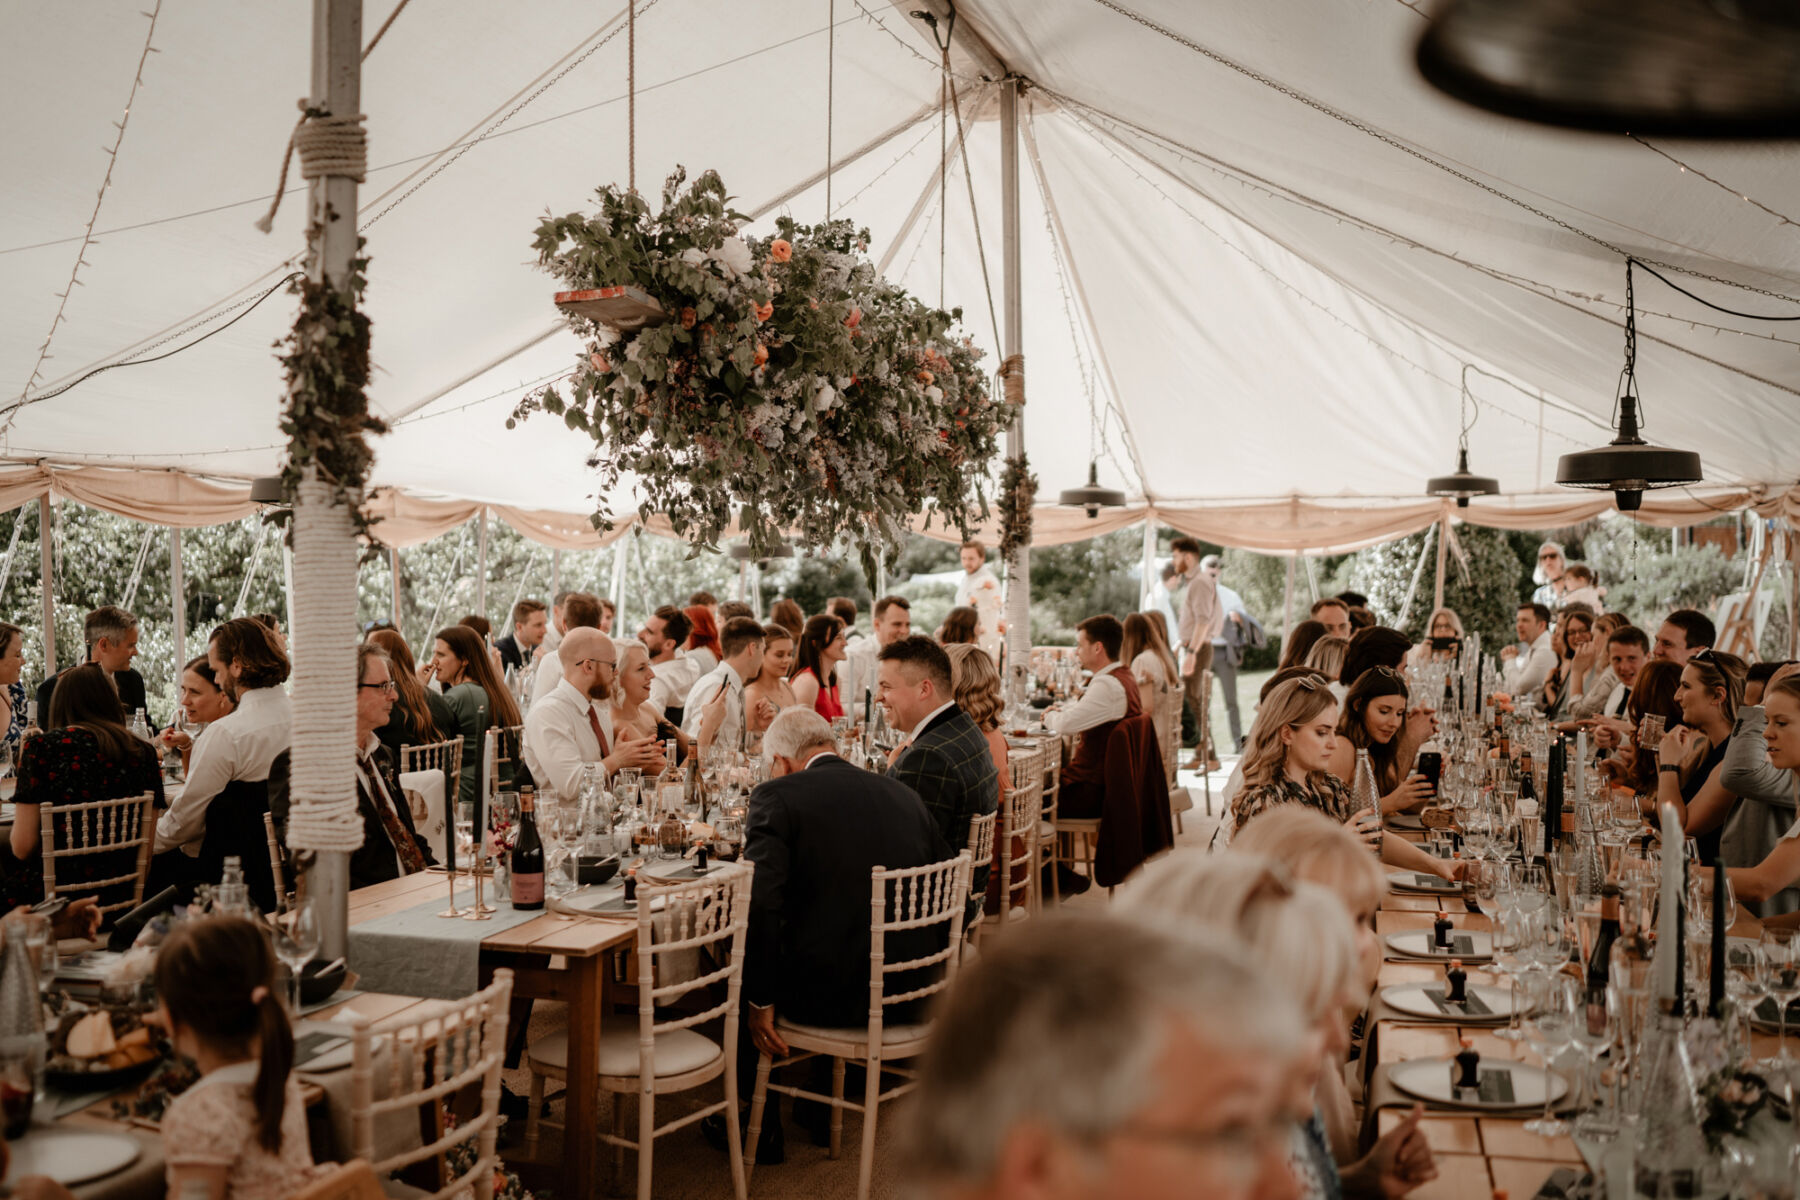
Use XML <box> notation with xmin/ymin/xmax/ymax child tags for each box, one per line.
<box><xmin>509</xmin><ymin>168</ymin><xmax>1016</xmax><ymax>574</ymax></box>
<box><xmin>1688</xmin><ymin>1016</ymin><xmax>1794</xmax><ymax>1155</ymax></box>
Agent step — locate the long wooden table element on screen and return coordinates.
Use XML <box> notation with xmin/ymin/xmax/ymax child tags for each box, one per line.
<box><xmin>348</xmin><ymin>871</ymin><xmax>639</xmax><ymax>1200</ymax></box>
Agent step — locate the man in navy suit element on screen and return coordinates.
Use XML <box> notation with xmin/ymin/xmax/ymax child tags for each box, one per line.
<box><xmin>879</xmin><ymin>635</ymin><xmax>998</xmax><ymax>902</ymax></box>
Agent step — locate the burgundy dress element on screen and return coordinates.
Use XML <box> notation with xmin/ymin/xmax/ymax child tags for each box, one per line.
<box><xmin>2</xmin><ymin>728</ymin><xmax>164</xmax><ymax>911</ymax></box>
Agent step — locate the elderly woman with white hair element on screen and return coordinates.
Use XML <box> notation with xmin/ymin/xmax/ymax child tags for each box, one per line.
<box><xmin>1119</xmin><ymin>850</ymin><xmax>1437</xmax><ymax>1200</ymax></box>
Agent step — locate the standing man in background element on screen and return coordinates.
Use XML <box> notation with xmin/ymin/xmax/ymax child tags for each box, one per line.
<box><xmin>953</xmin><ymin>540</ymin><xmax>1006</xmax><ymax>665</ymax></box>
<box><xmin>1206</xmin><ymin>556</ymin><xmax>1260</xmax><ymax>753</ymax></box>
<box><xmin>1171</xmin><ymin>537</ymin><xmax>1222</xmax><ymax>772</ymax></box>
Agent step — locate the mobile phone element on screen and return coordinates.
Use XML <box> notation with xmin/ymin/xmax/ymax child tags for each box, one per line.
<box><xmin>1430</xmin><ymin>636</ymin><xmax>1460</xmax><ymax>651</ymax></box>
<box><xmin>29</xmin><ymin>896</ymin><xmax>67</xmax><ymax>918</ymax></box>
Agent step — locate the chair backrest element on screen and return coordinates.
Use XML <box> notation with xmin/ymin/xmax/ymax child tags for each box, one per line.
<box><xmin>1158</xmin><ymin>686</ymin><xmax>1182</xmax><ymax>786</ymax></box>
<box><xmin>963</xmin><ymin>811</ymin><xmax>996</xmax><ymax>912</ymax></box>
<box><xmin>1006</xmin><ymin>745</ymin><xmax>1043</xmax><ymax>794</ymax></box>
<box><xmin>1040</xmin><ymin>749</ymin><xmax>1062</xmax><ymax>822</ymax></box>
<box><xmin>40</xmin><ymin>791</ymin><xmax>155</xmax><ymax>922</ymax></box>
<box><xmin>287</xmin><ymin>1160</ymin><xmax>387</xmax><ymax>1200</ymax></box>
<box><xmin>483</xmin><ymin>725</ymin><xmax>525</xmax><ymax>811</ymax></box>
<box><xmin>401</xmin><ymin>738</ymin><xmax>464</xmax><ymax>817</ymax></box>
<box><xmin>868</xmin><ymin>853</ymin><xmax>971</xmax><ymax>1033</ymax></box>
<box><xmin>262</xmin><ymin>811</ymin><xmax>287</xmax><ymax>911</ymax></box>
<box><xmin>350</xmin><ymin>969</ymin><xmax>513</xmax><ymax>1200</ymax></box>
<box><xmin>998</xmin><ymin>783</ymin><xmax>1040</xmax><ymax>918</ymax></box>
<box><xmin>196</xmin><ymin>775</ymin><xmax>280</xmax><ymax>914</ymax></box>
<box><xmin>632</xmin><ymin>864</ymin><xmax>753</xmax><ymax>1076</ymax></box>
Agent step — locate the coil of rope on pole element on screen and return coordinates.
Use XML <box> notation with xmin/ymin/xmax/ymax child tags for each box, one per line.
<box><xmin>254</xmin><ymin>101</ymin><xmax>369</xmax><ymax>233</ymax></box>
<box><xmin>998</xmin><ymin>352</ymin><xmax>1025</xmax><ymax>408</ymax></box>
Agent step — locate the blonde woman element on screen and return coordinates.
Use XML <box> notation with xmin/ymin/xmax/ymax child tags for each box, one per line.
<box><xmin>1122</xmin><ymin>612</ymin><xmax>1179</xmax><ymax>764</ymax></box>
<box><xmin>1119</xmin><ymin>851</ymin><xmax>1436</xmax><ymax>1200</ymax></box>
<box><xmin>610</xmin><ymin>640</ymin><xmax>689</xmax><ymax>770</ymax></box>
<box><xmin>1305</xmin><ymin>634</ymin><xmax>1349</xmax><ymax>682</ymax></box>
<box><xmin>1232</xmin><ymin>676</ymin><xmax>1462</xmax><ymax>880</ymax></box>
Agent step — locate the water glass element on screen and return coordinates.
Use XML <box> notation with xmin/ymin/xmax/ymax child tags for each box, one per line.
<box><xmin>272</xmin><ymin>898</ymin><xmax>321</xmax><ymax>1013</ymax></box>
<box><xmin>1638</xmin><ymin>714</ymin><xmax>1666</xmax><ymax>753</ymax></box>
<box><xmin>1523</xmin><ymin>973</ymin><xmax>1576</xmax><ymax>1136</ymax></box>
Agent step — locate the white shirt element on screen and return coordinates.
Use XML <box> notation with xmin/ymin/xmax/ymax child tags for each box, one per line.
<box><xmin>356</xmin><ymin>732</ymin><xmax>408</xmax><ymax>878</ymax></box>
<box><xmin>1604</xmin><ymin>681</ymin><xmax>1631</xmax><ymax>718</ymax></box>
<box><xmin>1503</xmin><ymin>630</ymin><xmax>1558</xmax><ymax>697</ymax></box>
<box><xmin>686</xmin><ymin>647</ymin><xmax>719</xmax><ymax>677</ymax></box>
<box><xmin>648</xmin><ymin>652</ymin><xmax>702</xmax><ymax>716</ymax></box>
<box><xmin>1211</xmin><ymin>583</ymin><xmax>1247</xmax><ymax>646</ymax></box>
<box><xmin>682</xmin><ymin>661</ymin><xmax>747</xmax><ymax>748</ymax></box>
<box><xmin>1044</xmin><ymin>662</ymin><xmax>1128</xmax><ymax>736</ymax></box>
<box><xmin>905</xmin><ymin>700</ymin><xmax>960</xmax><ymax>746</ymax></box>
<box><xmin>523</xmin><ymin>677</ymin><xmax>610</xmax><ymax>799</ymax></box>
<box><xmin>954</xmin><ymin>565</ymin><xmax>1005</xmax><ymax>659</ymax></box>
<box><xmin>527</xmin><ymin>648</ymin><xmax>565</xmax><ymax>714</ymax></box>
<box><xmin>156</xmin><ymin>686</ymin><xmax>292</xmax><ymax>855</ymax></box>
<box><xmin>842</xmin><ymin>638</ymin><xmax>882</xmax><ymax>717</ymax></box>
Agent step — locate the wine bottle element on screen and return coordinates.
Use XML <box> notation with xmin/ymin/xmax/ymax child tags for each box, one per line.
<box><xmin>511</xmin><ymin>787</ymin><xmax>545</xmax><ymax>910</ymax></box>
<box><xmin>1351</xmin><ymin>748</ymin><xmax>1380</xmax><ymax>815</ymax></box>
<box><xmin>1586</xmin><ymin>884</ymin><xmax>1621</xmax><ymax>989</ymax></box>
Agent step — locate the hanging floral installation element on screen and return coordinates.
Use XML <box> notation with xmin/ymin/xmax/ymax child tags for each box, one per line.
<box><xmin>998</xmin><ymin>452</ymin><xmax>1036</xmax><ymax>566</ymax></box>
<box><xmin>509</xmin><ymin>168</ymin><xmax>1016</xmax><ymax>563</ymax></box>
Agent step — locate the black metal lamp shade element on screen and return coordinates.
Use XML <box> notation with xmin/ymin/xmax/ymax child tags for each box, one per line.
<box><xmin>1057</xmin><ymin>461</ymin><xmax>1127</xmax><ymax>519</ymax></box>
<box><xmin>1555</xmin><ymin>396</ymin><xmax>1702</xmax><ymax>511</ymax></box>
<box><xmin>1425</xmin><ymin>448</ymin><xmax>1501</xmax><ymax>509</ymax></box>
<box><xmin>249</xmin><ymin>476</ymin><xmax>285</xmax><ymax>505</ymax></box>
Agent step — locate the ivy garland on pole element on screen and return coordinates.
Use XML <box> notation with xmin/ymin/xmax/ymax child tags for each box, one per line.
<box><xmin>509</xmin><ymin>168</ymin><xmax>1019</xmax><ymax>575</ymax></box>
<box><xmin>998</xmin><ymin>452</ymin><xmax>1036</xmax><ymax>566</ymax></box>
<box><xmin>272</xmin><ymin>238</ymin><xmax>387</xmax><ymax>548</ymax></box>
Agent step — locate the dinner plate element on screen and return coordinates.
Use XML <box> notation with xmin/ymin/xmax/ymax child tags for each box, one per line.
<box><xmin>6</xmin><ymin>1127</ymin><xmax>140</xmax><ymax>1185</ymax></box>
<box><xmin>1384</xmin><ymin>813</ymin><xmax>1427</xmax><ymax>832</ymax></box>
<box><xmin>1388</xmin><ymin>1057</ymin><xmax>1567</xmax><ymax>1110</ymax></box>
<box><xmin>1386</xmin><ymin>871</ymin><xmax>1463</xmax><ymax>895</ymax></box>
<box><xmin>1384</xmin><ymin>930</ymin><xmax>1493</xmax><ymax>961</ymax></box>
<box><xmin>1379</xmin><ymin>982</ymin><xmax>1514</xmax><ymax>1021</ymax></box>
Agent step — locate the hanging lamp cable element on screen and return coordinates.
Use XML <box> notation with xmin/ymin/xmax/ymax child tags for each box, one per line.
<box><xmin>826</xmin><ymin>0</ymin><xmax>835</xmax><ymax>217</ymax></box>
<box><xmin>627</xmin><ymin>0</ymin><xmax>636</xmax><ymax>193</ymax></box>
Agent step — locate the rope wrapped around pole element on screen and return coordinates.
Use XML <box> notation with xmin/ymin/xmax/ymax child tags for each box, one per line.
<box><xmin>254</xmin><ymin>103</ymin><xmax>369</xmax><ymax>233</ymax></box>
<box><xmin>998</xmin><ymin>353</ymin><xmax>1026</xmax><ymax>409</ymax></box>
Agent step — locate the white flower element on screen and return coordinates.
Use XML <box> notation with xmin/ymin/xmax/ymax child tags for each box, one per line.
<box><xmin>815</xmin><ymin>383</ymin><xmax>838</xmax><ymax>411</ymax></box>
<box><xmin>711</xmin><ymin>236</ymin><xmax>754</xmax><ymax>278</ymax></box>
<box><xmin>926</xmin><ymin>386</ymin><xmax>943</xmax><ymax>402</ymax></box>
<box><xmin>679</xmin><ymin>247</ymin><xmax>708</xmax><ymax>269</ymax></box>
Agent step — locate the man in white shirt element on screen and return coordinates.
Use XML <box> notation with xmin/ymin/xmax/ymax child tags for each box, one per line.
<box><xmin>683</xmin><ymin>617</ymin><xmax>772</xmax><ymax>751</ymax></box>
<box><xmin>1172</xmin><ymin>537</ymin><xmax>1222</xmax><ymax>770</ymax></box>
<box><xmin>528</xmin><ymin>592</ymin><xmax>603</xmax><ymax>713</ymax></box>
<box><xmin>843</xmin><ymin>595</ymin><xmax>912</xmax><ymax>723</ymax></box>
<box><xmin>156</xmin><ymin>619</ymin><xmax>293</xmax><ymax>856</ymax></box>
<box><xmin>953</xmin><ymin>540</ymin><xmax>1006</xmax><ymax>662</ymax></box>
<box><xmin>539</xmin><ymin>590</ymin><xmax>573</xmax><ymax>659</ymax></box>
<box><xmin>1044</xmin><ymin>615</ymin><xmax>1145</xmax><ymax>819</ymax></box>
<box><xmin>1588</xmin><ymin>626</ymin><xmax>1651</xmax><ymax>749</ymax></box>
<box><xmin>640</xmin><ymin>605</ymin><xmax>698</xmax><ymax>722</ymax></box>
<box><xmin>1500</xmin><ymin>602</ymin><xmax>1558</xmax><ymax>698</ymax></box>
<box><xmin>524</xmin><ymin>628</ymin><xmax>663</xmax><ymax>798</ymax></box>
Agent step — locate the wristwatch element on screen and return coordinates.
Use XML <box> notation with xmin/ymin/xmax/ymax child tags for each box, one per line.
<box><xmin>1659</xmin><ymin>764</ymin><xmax>1681</xmax><ymax>773</ymax></box>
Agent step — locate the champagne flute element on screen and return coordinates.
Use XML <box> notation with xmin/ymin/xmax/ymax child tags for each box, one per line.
<box><xmin>1570</xmin><ymin>983</ymin><xmax>1616</xmax><ymax>1121</ymax></box>
<box><xmin>1760</xmin><ymin>929</ymin><xmax>1800</xmax><ymax>1060</ymax></box>
<box><xmin>1523</xmin><ymin>973</ymin><xmax>1576</xmax><ymax>1136</ymax></box>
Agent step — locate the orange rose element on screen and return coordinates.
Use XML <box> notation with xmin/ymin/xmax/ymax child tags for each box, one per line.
<box><xmin>845</xmin><ymin>307</ymin><xmax>862</xmax><ymax>330</ymax></box>
<box><xmin>589</xmin><ymin>352</ymin><xmax>610</xmax><ymax>372</ymax></box>
<box><xmin>754</xmin><ymin>344</ymin><xmax>768</xmax><ymax>367</ymax></box>
<box><xmin>917</xmin><ymin>369</ymin><xmax>934</xmax><ymax>385</ymax></box>
<box><xmin>754</xmin><ymin>301</ymin><xmax>774</xmax><ymax>323</ymax></box>
<box><xmin>680</xmin><ymin>307</ymin><xmax>696</xmax><ymax>330</ymax></box>
<box><xmin>769</xmin><ymin>239</ymin><xmax>792</xmax><ymax>263</ymax></box>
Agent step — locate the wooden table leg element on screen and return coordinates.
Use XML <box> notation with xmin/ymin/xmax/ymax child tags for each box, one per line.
<box><xmin>561</xmin><ymin>954</ymin><xmax>604</xmax><ymax>1200</ymax></box>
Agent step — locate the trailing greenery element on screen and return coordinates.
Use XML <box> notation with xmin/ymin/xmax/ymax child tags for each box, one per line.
<box><xmin>998</xmin><ymin>453</ymin><xmax>1036</xmax><ymax>565</ymax></box>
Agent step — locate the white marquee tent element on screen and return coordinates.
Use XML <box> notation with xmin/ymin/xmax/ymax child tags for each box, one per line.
<box><xmin>5</xmin><ymin>0</ymin><xmax>1800</xmax><ymax>555</ymax></box>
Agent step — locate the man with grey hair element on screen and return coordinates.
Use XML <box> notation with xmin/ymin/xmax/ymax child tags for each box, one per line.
<box><xmin>907</xmin><ymin>913</ymin><xmax>1306</xmax><ymax>1200</ymax></box>
<box><xmin>38</xmin><ymin>605</ymin><xmax>152</xmax><ymax>729</ymax></box>
<box><xmin>720</xmin><ymin>706</ymin><xmax>948</xmax><ymax>1163</ymax></box>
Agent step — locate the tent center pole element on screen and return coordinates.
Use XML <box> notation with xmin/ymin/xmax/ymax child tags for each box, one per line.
<box><xmin>38</xmin><ymin>498</ymin><xmax>55</xmax><ymax>679</ymax></box>
<box><xmin>170</xmin><ymin>528</ymin><xmax>185</xmax><ymax>680</ymax></box>
<box><xmin>999</xmin><ymin>76</ymin><xmax>1029</xmax><ymax>677</ymax></box>
<box><xmin>1433</xmin><ymin>508</ymin><xmax>1450</xmax><ymax>614</ymax></box>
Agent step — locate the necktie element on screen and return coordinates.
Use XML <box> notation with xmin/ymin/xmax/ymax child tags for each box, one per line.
<box><xmin>586</xmin><ymin>705</ymin><xmax>611</xmax><ymax>757</ymax></box>
<box><xmin>363</xmin><ymin>757</ymin><xmax>428</xmax><ymax>875</ymax></box>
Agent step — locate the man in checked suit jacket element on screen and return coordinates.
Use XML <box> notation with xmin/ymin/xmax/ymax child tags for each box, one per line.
<box><xmin>879</xmin><ymin>635</ymin><xmax>997</xmax><ymax>902</ymax></box>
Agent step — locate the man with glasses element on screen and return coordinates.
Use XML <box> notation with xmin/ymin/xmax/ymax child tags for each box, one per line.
<box><xmin>906</xmin><ymin>913</ymin><xmax>1306</xmax><ymax>1200</ymax></box>
<box><xmin>524</xmin><ymin>627</ymin><xmax>664</xmax><ymax>799</ymax></box>
<box><xmin>1532</xmin><ymin>542</ymin><xmax>1568</xmax><ymax>609</ymax></box>
<box><xmin>349</xmin><ymin>643</ymin><xmax>436</xmax><ymax>889</ymax></box>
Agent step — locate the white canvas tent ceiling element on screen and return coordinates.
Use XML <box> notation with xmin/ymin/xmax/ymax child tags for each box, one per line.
<box><xmin>4</xmin><ymin>0</ymin><xmax>1798</xmax><ymax>552</ymax></box>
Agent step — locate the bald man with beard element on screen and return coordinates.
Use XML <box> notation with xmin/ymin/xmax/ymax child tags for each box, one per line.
<box><xmin>523</xmin><ymin>627</ymin><xmax>663</xmax><ymax>798</ymax></box>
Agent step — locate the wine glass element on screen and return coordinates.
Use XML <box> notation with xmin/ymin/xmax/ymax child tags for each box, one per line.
<box><xmin>1569</xmin><ymin>983</ymin><xmax>1616</xmax><ymax>1122</ymax></box>
<box><xmin>1608</xmin><ymin>940</ymin><xmax>1655</xmax><ymax>1112</ymax></box>
<box><xmin>272</xmin><ymin>897</ymin><xmax>322</xmax><ymax>1014</ymax></box>
<box><xmin>1760</xmin><ymin>928</ymin><xmax>1800</xmax><ymax>1060</ymax></box>
<box><xmin>1523</xmin><ymin>972</ymin><xmax>1576</xmax><ymax>1137</ymax></box>
<box><xmin>1491</xmin><ymin>908</ymin><xmax>1530</xmax><ymax>1043</ymax></box>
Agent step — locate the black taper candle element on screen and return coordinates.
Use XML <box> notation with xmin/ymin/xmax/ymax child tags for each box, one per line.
<box><xmin>1709</xmin><ymin>859</ymin><xmax>1727</xmax><ymax>1018</ymax></box>
<box><xmin>1673</xmin><ymin>856</ymin><xmax>1686</xmax><ymax>1007</ymax></box>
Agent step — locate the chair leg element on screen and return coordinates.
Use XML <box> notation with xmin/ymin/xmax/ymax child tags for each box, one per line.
<box><xmin>725</xmin><ymin>1044</ymin><xmax>748</xmax><ymax>1200</ymax></box>
<box><xmin>830</xmin><ymin>1056</ymin><xmax>846</xmax><ymax>1159</ymax></box>
<box><xmin>744</xmin><ymin>1052</ymin><xmax>774</xmax><ymax>1188</ymax></box>
<box><xmin>857</xmin><ymin>1056</ymin><xmax>882</xmax><ymax>1200</ymax></box>
<box><xmin>524</xmin><ymin>1070</ymin><xmax>544</xmax><ymax>1156</ymax></box>
<box><xmin>637</xmin><ymin>1079</ymin><xmax>655</xmax><ymax>1200</ymax></box>
<box><xmin>611</xmin><ymin>1093</ymin><xmax>626</xmax><ymax>1191</ymax></box>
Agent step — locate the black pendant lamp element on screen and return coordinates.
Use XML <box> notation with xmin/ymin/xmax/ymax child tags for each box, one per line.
<box><xmin>1058</xmin><ymin>460</ymin><xmax>1126</xmax><ymax>519</ymax></box>
<box><xmin>249</xmin><ymin>476</ymin><xmax>285</xmax><ymax>505</ymax></box>
<box><xmin>1426</xmin><ymin>367</ymin><xmax>1501</xmax><ymax>508</ymax></box>
<box><xmin>1416</xmin><ymin>0</ymin><xmax>1800</xmax><ymax>138</ymax></box>
<box><xmin>1555</xmin><ymin>262</ymin><xmax>1702</xmax><ymax>512</ymax></box>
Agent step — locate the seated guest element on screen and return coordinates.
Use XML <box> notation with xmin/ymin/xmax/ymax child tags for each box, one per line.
<box><xmin>1747</xmin><ymin>661</ymin><xmax>1795</xmax><ymax>708</ymax></box>
<box><xmin>1338</xmin><ymin>625</ymin><xmax>1412</xmax><ymax>692</ymax></box>
<box><xmin>3</xmin><ymin>664</ymin><xmax>164</xmax><ymax>911</ymax></box>
<box><xmin>789</xmin><ymin>615</ymin><xmax>847</xmax><ymax>721</ymax></box>
<box><xmin>610</xmin><ymin>640</ymin><xmax>691</xmax><ymax>768</ymax></box>
<box><xmin>1584</xmin><ymin>625</ymin><xmax>1650</xmax><ymax>742</ymax></box>
<box><xmin>365</xmin><ymin>628</ymin><xmax>453</xmax><ymax>757</ymax></box>
<box><xmin>684</xmin><ymin>605</ymin><xmax>722</xmax><ymax>676</ymax></box>
<box><xmin>945</xmin><ymin>644</ymin><xmax>1016</xmax><ymax>913</ymax></box>
<box><xmin>1217</xmin><ymin>667</ymin><xmax>1333</xmax><ymax>812</ymax></box>
<box><xmin>153</xmin><ymin>619</ymin><xmax>291</xmax><ymax>906</ymax></box>
<box><xmin>1538</xmin><ymin>609</ymin><xmax>1595</xmax><ymax>719</ymax></box>
<box><xmin>1326</xmin><ymin>667</ymin><xmax>1435</xmax><ymax>814</ymax></box>
<box><xmin>1720</xmin><ymin>663</ymin><xmax>1800</xmax><ymax>915</ymax></box>
<box><xmin>938</xmin><ymin>606</ymin><xmax>980</xmax><ymax>647</ymax></box>
<box><xmin>349</xmin><ymin>644</ymin><xmax>435</xmax><ymax>889</ymax></box>
<box><xmin>904</xmin><ymin>914</ymin><xmax>1307</xmax><ymax>1200</ymax></box>
<box><xmin>250</xmin><ymin>611</ymin><xmax>287</xmax><ymax>656</ymax></box>
<box><xmin>37</xmin><ymin>606</ymin><xmax>153</xmax><ymax>731</ymax></box>
<box><xmin>718</xmin><ymin>600</ymin><xmax>755</xmax><ymax>623</ymax></box>
<box><xmin>432</xmin><ymin>625</ymin><xmax>522</xmax><ymax>815</ymax></box>
<box><xmin>1119</xmin><ymin>852</ymin><xmax>1436</xmax><ymax>1200</ymax></box>
<box><xmin>1304</xmin><ymin>635</ymin><xmax>1349</xmax><ymax>685</ymax></box>
<box><xmin>683</xmin><ymin>617</ymin><xmax>772</xmax><ymax>752</ymax></box>
<box><xmin>524</xmin><ymin>628</ymin><xmax>662</xmax><ymax>797</ymax></box>
<box><xmin>1598</xmin><ymin>660</ymin><xmax>1684</xmax><ymax>791</ymax></box>
<box><xmin>1654</xmin><ymin>607</ymin><xmax>1716</xmax><ymax>665</ymax></box>
<box><xmin>1311</xmin><ymin>597</ymin><xmax>1352</xmax><ymax>640</ymax></box>
<box><xmin>769</xmin><ymin>598</ymin><xmax>805</xmax><ymax>644</ymax></box>
<box><xmin>1230</xmin><ymin>676</ymin><xmax>1461</xmax><ymax>881</ymax></box>
<box><xmin>1563</xmin><ymin>612</ymin><xmax>1629</xmax><ymax>720</ymax></box>
<box><xmin>1278</xmin><ymin>618</ymin><xmax>1329</xmax><ymax>672</ymax></box>
<box><xmin>827</xmin><ymin>597</ymin><xmax>859</xmax><ymax>641</ymax></box>
<box><xmin>843</xmin><ymin>595</ymin><xmax>912</xmax><ymax>717</ymax></box>
<box><xmin>495</xmin><ymin>599</ymin><xmax>548</xmax><ymax>674</ymax></box>
<box><xmin>1406</xmin><ymin>607</ymin><xmax>1464</xmax><ymax>668</ymax></box>
<box><xmin>1725</xmin><ymin>673</ymin><xmax>1800</xmax><ymax>910</ymax></box>
<box><xmin>688</xmin><ymin>590</ymin><xmax>720</xmax><ymax>614</ymax></box>
<box><xmin>1656</xmin><ymin>649</ymin><xmax>1747</xmax><ymax>865</ymax></box>
<box><xmin>742</xmin><ymin>707</ymin><xmax>949</xmax><ymax>1039</ymax></box>
<box><xmin>158</xmin><ymin>654</ymin><xmax>235</xmax><ymax>774</ymax></box>
<box><xmin>527</xmin><ymin>592</ymin><xmax>603</xmax><ymax>714</ymax></box>
<box><xmin>1560</xmin><ymin>562</ymin><xmax>1606</xmax><ymax>613</ymax></box>
<box><xmin>1500</xmin><ymin>602</ymin><xmax>1557</xmax><ymax>697</ymax></box>
<box><xmin>639</xmin><ymin>605</ymin><xmax>697</xmax><ymax>725</ymax></box>
<box><xmin>0</xmin><ymin>622</ymin><xmax>24</xmax><ymax>756</ymax></box>
<box><xmin>598</xmin><ymin>597</ymin><xmax>617</xmax><ymax>634</ymax></box>
<box><xmin>879</xmin><ymin>636</ymin><xmax>997</xmax><ymax>898</ymax></box>
<box><xmin>745</xmin><ymin>623</ymin><xmax>799</xmax><ymax>734</ymax></box>
<box><xmin>456</xmin><ymin>613</ymin><xmax>492</xmax><ymax>641</ymax></box>
<box><xmin>1044</xmin><ymin>615</ymin><xmax>1142</xmax><ymax>820</ymax></box>
<box><xmin>540</xmin><ymin>590</ymin><xmax>573</xmax><ymax>659</ymax></box>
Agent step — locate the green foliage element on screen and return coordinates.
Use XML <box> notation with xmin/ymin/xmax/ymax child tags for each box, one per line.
<box><xmin>1581</xmin><ymin>518</ymin><xmax>1741</xmax><ymax>626</ymax></box>
<box><xmin>776</xmin><ymin>554</ymin><xmax>872</xmax><ymax>622</ymax></box>
<box><xmin>1027</xmin><ymin>527</ymin><xmax>1142</xmax><ymax>643</ymax></box>
<box><xmin>1332</xmin><ymin>525</ymin><xmax>1531</xmax><ymax>645</ymax></box>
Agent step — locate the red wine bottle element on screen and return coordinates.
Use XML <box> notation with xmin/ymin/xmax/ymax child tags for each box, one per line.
<box><xmin>511</xmin><ymin>787</ymin><xmax>545</xmax><ymax>910</ymax></box>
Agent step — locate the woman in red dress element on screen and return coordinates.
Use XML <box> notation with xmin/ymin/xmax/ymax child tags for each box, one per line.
<box><xmin>790</xmin><ymin>615</ymin><xmax>847</xmax><ymax>721</ymax></box>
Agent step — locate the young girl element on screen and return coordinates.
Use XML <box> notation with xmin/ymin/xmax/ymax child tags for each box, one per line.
<box><xmin>17</xmin><ymin>915</ymin><xmax>321</xmax><ymax>1200</ymax></box>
